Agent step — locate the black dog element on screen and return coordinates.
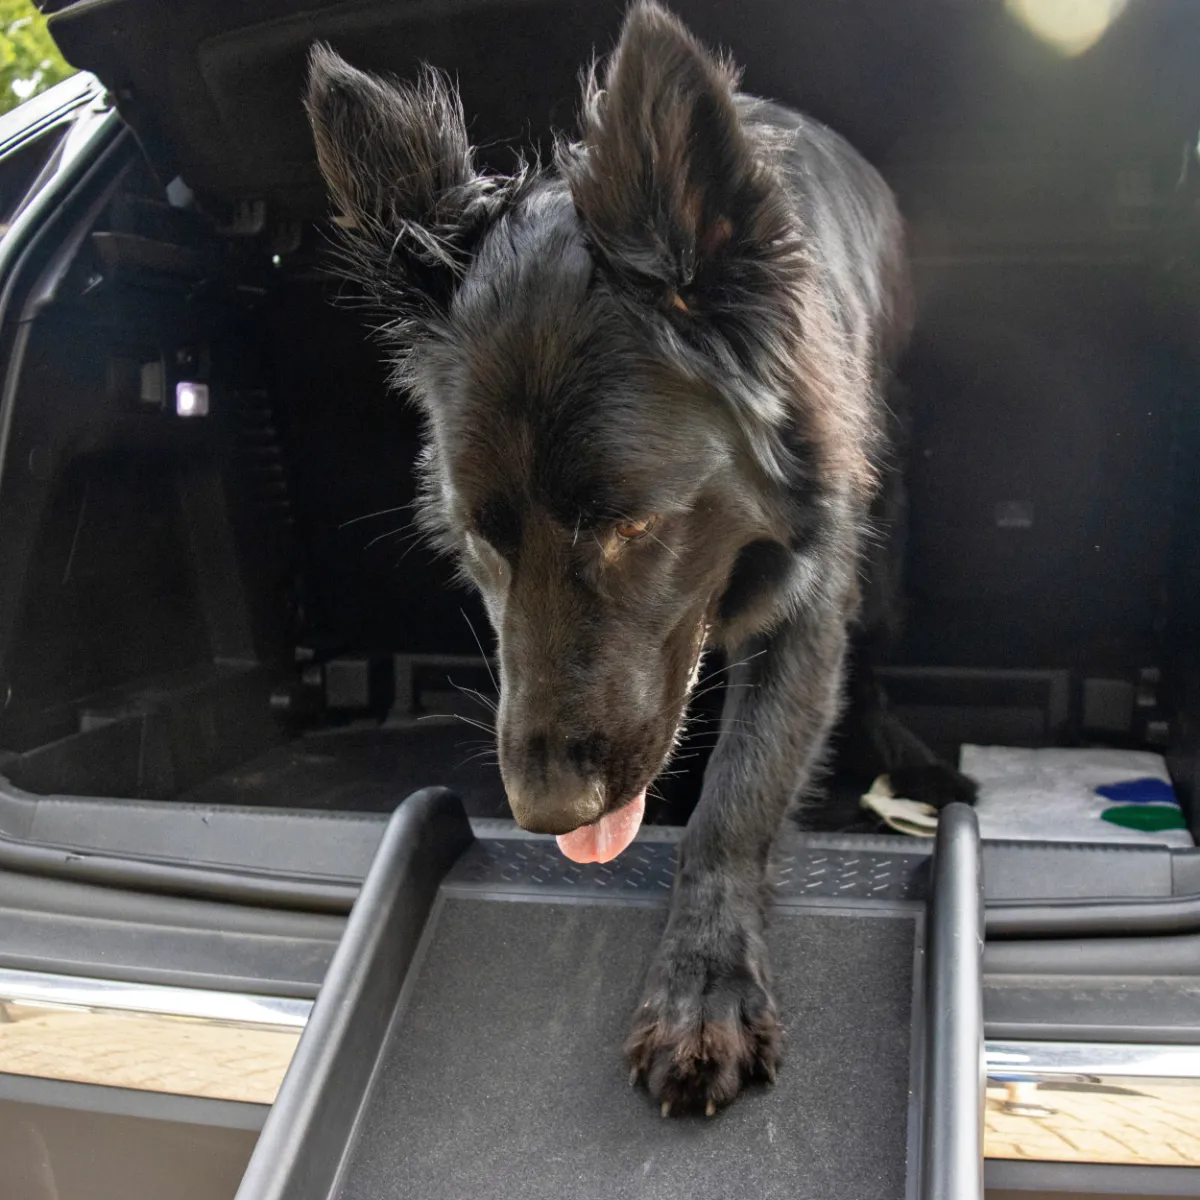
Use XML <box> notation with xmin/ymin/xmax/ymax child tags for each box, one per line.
<box><xmin>306</xmin><ymin>1</ymin><xmax>965</xmax><ymax>1114</ymax></box>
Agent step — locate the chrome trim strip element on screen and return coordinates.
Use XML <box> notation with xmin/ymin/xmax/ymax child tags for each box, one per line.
<box><xmin>6</xmin><ymin>973</ymin><xmax>1200</xmax><ymax>1074</ymax></box>
<box><xmin>987</xmin><ymin>1039</ymin><xmax>1200</xmax><ymax>1080</ymax></box>
<box><xmin>6</xmin><ymin>971</ymin><xmax>1200</xmax><ymax>1089</ymax></box>
<box><xmin>0</xmin><ymin>968</ymin><xmax>312</xmax><ymax>1029</ymax></box>
<box><xmin>984</xmin><ymin>1041</ymin><xmax>1200</xmax><ymax>1167</ymax></box>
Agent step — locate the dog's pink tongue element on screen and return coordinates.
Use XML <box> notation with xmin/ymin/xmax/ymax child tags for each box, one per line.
<box><xmin>556</xmin><ymin>791</ymin><xmax>646</xmax><ymax>864</ymax></box>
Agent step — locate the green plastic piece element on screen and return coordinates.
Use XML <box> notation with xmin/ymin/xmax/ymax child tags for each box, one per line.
<box><xmin>1101</xmin><ymin>804</ymin><xmax>1187</xmax><ymax>832</ymax></box>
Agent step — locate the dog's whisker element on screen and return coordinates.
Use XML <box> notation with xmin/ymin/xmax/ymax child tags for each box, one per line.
<box><xmin>673</xmin><ymin>728</ymin><xmax>770</xmax><ymax>749</ymax></box>
<box><xmin>451</xmin><ymin>749</ymin><xmax>500</xmax><ymax>771</ymax></box>
<box><xmin>681</xmin><ymin>713</ymin><xmax>760</xmax><ymax>731</ymax></box>
<box><xmin>390</xmin><ymin>531</ymin><xmax>437</xmax><ymax>568</ymax></box>
<box><xmin>642</xmin><ymin>651</ymin><xmax>770</xmax><ymax>730</ymax></box>
<box><xmin>646</xmin><ymin>782</ymin><xmax>671</xmax><ymax>806</ymax></box>
<box><xmin>364</xmin><ymin>522</ymin><xmax>428</xmax><ymax>550</ymax></box>
<box><xmin>461</xmin><ymin>610</ymin><xmax>500</xmax><ymax>695</ymax></box>
<box><xmin>449</xmin><ymin>679</ymin><xmax>499</xmax><ymax>715</ymax></box>
<box><xmin>701</xmin><ymin>648</ymin><xmax>769</xmax><ymax>683</ymax></box>
<box><xmin>337</xmin><ymin>499</ymin><xmax>419</xmax><ymax>529</ymax></box>
<box><xmin>455</xmin><ymin>748</ymin><xmax>497</xmax><ymax>762</ymax></box>
<box><xmin>686</xmin><ymin>681</ymin><xmax>757</xmax><ymax>705</ymax></box>
<box><xmin>453</xmin><ymin>729</ymin><xmax>501</xmax><ymax>748</ymax></box>
<box><xmin>417</xmin><ymin>712</ymin><xmax>495</xmax><ymax>736</ymax></box>
<box><xmin>456</xmin><ymin>748</ymin><xmax>500</xmax><ymax>768</ymax></box>
<box><xmin>362</xmin><ymin>524</ymin><xmax>406</xmax><ymax>549</ymax></box>
<box><xmin>645</xmin><ymin>679</ymin><xmax>756</xmax><ymax>729</ymax></box>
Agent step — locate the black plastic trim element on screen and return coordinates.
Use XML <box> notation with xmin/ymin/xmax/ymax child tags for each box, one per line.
<box><xmin>985</xmin><ymin>1158</ymin><xmax>1200</xmax><ymax>1196</ymax></box>
<box><xmin>0</xmin><ymin>831</ymin><xmax>360</xmax><ymax>913</ymax></box>
<box><xmin>0</xmin><ymin>1072</ymin><xmax>269</xmax><ymax>1132</ymax></box>
<box><xmin>922</xmin><ymin>802</ymin><xmax>985</xmax><ymax>1200</ymax></box>
<box><xmin>234</xmin><ymin>787</ymin><xmax>474</xmax><ymax>1200</ymax></box>
<box><xmin>3</xmin><ymin>778</ymin><xmax>1200</xmax><ymax>930</ymax></box>
<box><xmin>0</xmin><ymin>870</ymin><xmax>344</xmax><ymax>996</ymax></box>
<box><xmin>985</xmin><ymin>932</ymin><xmax>1200</xmax><ymax>975</ymax></box>
<box><xmin>987</xmin><ymin>894</ymin><xmax>1200</xmax><ymax>939</ymax></box>
<box><xmin>0</xmin><ymin>108</ymin><xmax>124</xmax><ymax>352</ymax></box>
<box><xmin>7</xmin><ymin>798</ymin><xmax>1200</xmax><ymax>931</ymax></box>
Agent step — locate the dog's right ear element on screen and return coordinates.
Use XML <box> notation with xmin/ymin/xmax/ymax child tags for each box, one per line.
<box><xmin>560</xmin><ymin>4</ymin><xmax>775</xmax><ymax>301</ymax></box>
<box><xmin>304</xmin><ymin>44</ymin><xmax>496</xmax><ymax>312</ymax></box>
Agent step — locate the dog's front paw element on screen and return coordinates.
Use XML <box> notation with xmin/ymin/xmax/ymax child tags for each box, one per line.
<box><xmin>625</xmin><ymin>940</ymin><xmax>781</xmax><ymax>1115</ymax></box>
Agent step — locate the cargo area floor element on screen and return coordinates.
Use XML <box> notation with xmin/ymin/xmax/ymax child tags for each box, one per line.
<box><xmin>179</xmin><ymin>724</ymin><xmax>510</xmax><ymax>816</ymax></box>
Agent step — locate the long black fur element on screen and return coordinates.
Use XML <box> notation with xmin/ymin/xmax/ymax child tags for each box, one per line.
<box><xmin>305</xmin><ymin>2</ymin><xmax>970</xmax><ymax>1114</ymax></box>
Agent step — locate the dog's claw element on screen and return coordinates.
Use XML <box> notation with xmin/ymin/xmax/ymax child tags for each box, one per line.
<box><xmin>661</xmin><ymin>1102</ymin><xmax>671</xmax><ymax>1118</ymax></box>
<box><xmin>629</xmin><ymin>1066</ymin><xmax>639</xmax><ymax>1087</ymax></box>
<box><xmin>705</xmin><ymin>1099</ymin><xmax>716</xmax><ymax>1118</ymax></box>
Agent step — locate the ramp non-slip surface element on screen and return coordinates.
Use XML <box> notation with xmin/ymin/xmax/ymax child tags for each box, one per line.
<box><xmin>238</xmin><ymin>793</ymin><xmax>969</xmax><ymax>1200</ymax></box>
<box><xmin>335</xmin><ymin>898</ymin><xmax>916</xmax><ymax>1200</ymax></box>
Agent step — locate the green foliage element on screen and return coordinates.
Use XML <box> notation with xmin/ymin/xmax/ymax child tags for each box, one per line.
<box><xmin>0</xmin><ymin>0</ymin><xmax>76</xmax><ymax>116</ymax></box>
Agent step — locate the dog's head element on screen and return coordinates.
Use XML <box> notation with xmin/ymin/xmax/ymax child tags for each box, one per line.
<box><xmin>306</xmin><ymin>3</ymin><xmax>868</xmax><ymax>843</ymax></box>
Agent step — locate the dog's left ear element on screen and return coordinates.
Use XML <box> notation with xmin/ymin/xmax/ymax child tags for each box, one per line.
<box><xmin>561</xmin><ymin>3</ymin><xmax>771</xmax><ymax>296</ymax></box>
<box><xmin>305</xmin><ymin>44</ymin><xmax>500</xmax><ymax>312</ymax></box>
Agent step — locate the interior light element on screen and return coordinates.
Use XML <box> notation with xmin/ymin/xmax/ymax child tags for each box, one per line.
<box><xmin>176</xmin><ymin>381</ymin><xmax>210</xmax><ymax>417</ymax></box>
<box><xmin>1005</xmin><ymin>0</ymin><xmax>1128</xmax><ymax>56</ymax></box>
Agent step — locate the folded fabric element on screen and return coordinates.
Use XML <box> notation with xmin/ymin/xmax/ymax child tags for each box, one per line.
<box><xmin>959</xmin><ymin>745</ymin><xmax>1193</xmax><ymax>847</ymax></box>
<box><xmin>860</xmin><ymin>776</ymin><xmax>939</xmax><ymax>837</ymax></box>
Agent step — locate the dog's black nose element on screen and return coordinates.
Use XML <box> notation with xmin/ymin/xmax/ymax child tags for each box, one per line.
<box><xmin>502</xmin><ymin>732</ymin><xmax>606</xmax><ymax>835</ymax></box>
<box><xmin>506</xmin><ymin>774</ymin><xmax>606</xmax><ymax>835</ymax></box>
<box><xmin>509</xmin><ymin>795</ymin><xmax>605</xmax><ymax>836</ymax></box>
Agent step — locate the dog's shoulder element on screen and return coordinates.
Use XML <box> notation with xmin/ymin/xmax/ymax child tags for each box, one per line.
<box><xmin>738</xmin><ymin>94</ymin><xmax>910</xmax><ymax>367</ymax></box>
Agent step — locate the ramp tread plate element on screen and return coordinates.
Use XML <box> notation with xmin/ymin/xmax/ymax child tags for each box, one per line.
<box><xmin>449</xmin><ymin>838</ymin><xmax>927</xmax><ymax>902</ymax></box>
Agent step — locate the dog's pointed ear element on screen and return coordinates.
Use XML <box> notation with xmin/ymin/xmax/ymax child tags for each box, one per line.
<box><xmin>561</xmin><ymin>3</ymin><xmax>766</xmax><ymax>292</ymax></box>
<box><xmin>304</xmin><ymin>44</ymin><xmax>494</xmax><ymax>310</ymax></box>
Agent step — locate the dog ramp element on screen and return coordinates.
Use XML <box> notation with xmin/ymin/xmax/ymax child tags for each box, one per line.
<box><xmin>236</xmin><ymin>791</ymin><xmax>983</xmax><ymax>1200</ymax></box>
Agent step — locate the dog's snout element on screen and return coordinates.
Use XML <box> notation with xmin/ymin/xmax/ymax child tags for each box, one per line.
<box><xmin>503</xmin><ymin>730</ymin><xmax>607</xmax><ymax>835</ymax></box>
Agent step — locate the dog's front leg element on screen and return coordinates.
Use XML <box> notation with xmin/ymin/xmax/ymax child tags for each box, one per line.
<box><xmin>627</xmin><ymin>603</ymin><xmax>848</xmax><ymax>1114</ymax></box>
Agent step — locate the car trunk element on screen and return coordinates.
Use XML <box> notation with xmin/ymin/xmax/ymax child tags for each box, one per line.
<box><xmin>3</xmin><ymin>0</ymin><xmax>1194</xmax><ymax>842</ymax></box>
<box><xmin>1</xmin><ymin>172</ymin><xmax>1192</xmax><ymax>837</ymax></box>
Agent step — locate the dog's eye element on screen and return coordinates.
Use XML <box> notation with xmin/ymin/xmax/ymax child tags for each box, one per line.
<box><xmin>615</xmin><ymin>516</ymin><xmax>657</xmax><ymax>541</ymax></box>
